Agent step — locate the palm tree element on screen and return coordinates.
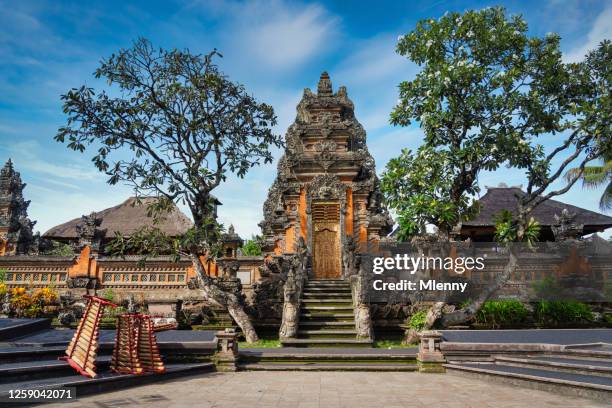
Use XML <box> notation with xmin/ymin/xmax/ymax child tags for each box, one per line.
<box><xmin>566</xmin><ymin>150</ymin><xmax>612</xmax><ymax>211</ymax></box>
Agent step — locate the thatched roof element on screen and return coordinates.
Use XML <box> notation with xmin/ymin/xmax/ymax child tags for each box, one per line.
<box><xmin>464</xmin><ymin>187</ymin><xmax>612</xmax><ymax>230</ymax></box>
<box><xmin>43</xmin><ymin>197</ymin><xmax>193</xmax><ymax>239</ymax></box>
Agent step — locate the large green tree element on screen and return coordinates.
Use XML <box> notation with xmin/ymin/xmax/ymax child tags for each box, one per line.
<box><xmin>383</xmin><ymin>7</ymin><xmax>571</xmax><ymax>239</ymax></box>
<box><xmin>55</xmin><ymin>38</ymin><xmax>283</xmax><ymax>342</ymax></box>
<box><xmin>383</xmin><ymin>8</ymin><xmax>610</xmax><ymax>328</ymax></box>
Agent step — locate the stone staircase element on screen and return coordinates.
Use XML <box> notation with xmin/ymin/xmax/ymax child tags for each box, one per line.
<box><xmin>280</xmin><ymin>280</ymin><xmax>372</xmax><ymax>348</ymax></box>
<box><xmin>445</xmin><ymin>346</ymin><xmax>612</xmax><ymax>402</ymax></box>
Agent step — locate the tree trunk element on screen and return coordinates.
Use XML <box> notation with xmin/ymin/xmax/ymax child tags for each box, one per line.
<box><xmin>189</xmin><ymin>254</ymin><xmax>259</xmax><ymax>343</ymax></box>
<box><xmin>440</xmin><ymin>245</ymin><xmax>519</xmax><ymax>327</ymax></box>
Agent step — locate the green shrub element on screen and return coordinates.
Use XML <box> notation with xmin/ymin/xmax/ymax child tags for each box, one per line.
<box><xmin>241</xmin><ymin>238</ymin><xmax>262</xmax><ymax>256</ymax></box>
<box><xmin>0</xmin><ymin>268</ymin><xmax>6</xmax><ymax>282</ymax></box>
<box><xmin>101</xmin><ymin>288</ymin><xmax>115</xmax><ymax>302</ymax></box>
<box><xmin>476</xmin><ymin>300</ymin><xmax>529</xmax><ymax>328</ymax></box>
<box><xmin>531</xmin><ymin>277</ymin><xmax>567</xmax><ymax>300</ymax></box>
<box><xmin>534</xmin><ymin>300</ymin><xmax>593</xmax><ymax>326</ymax></box>
<box><xmin>408</xmin><ymin>310</ymin><xmax>428</xmax><ymax>331</ymax></box>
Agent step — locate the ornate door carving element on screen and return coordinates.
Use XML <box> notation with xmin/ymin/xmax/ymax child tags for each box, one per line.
<box><xmin>312</xmin><ymin>202</ymin><xmax>341</xmax><ymax>279</ymax></box>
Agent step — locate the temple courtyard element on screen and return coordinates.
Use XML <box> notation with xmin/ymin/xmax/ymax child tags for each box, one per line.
<box><xmin>43</xmin><ymin>371</ymin><xmax>609</xmax><ymax>408</ymax></box>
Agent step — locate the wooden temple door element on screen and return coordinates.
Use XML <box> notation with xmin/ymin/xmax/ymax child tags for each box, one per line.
<box><xmin>312</xmin><ymin>202</ymin><xmax>341</xmax><ymax>279</ymax></box>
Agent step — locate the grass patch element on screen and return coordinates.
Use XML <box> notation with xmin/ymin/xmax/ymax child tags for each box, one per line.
<box><xmin>373</xmin><ymin>340</ymin><xmax>417</xmax><ymax>349</ymax></box>
<box><xmin>239</xmin><ymin>339</ymin><xmax>281</xmax><ymax>348</ymax></box>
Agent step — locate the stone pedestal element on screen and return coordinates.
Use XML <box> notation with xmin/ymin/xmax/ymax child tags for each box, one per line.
<box><xmin>417</xmin><ymin>330</ymin><xmax>446</xmax><ymax>373</ymax></box>
<box><xmin>213</xmin><ymin>328</ymin><xmax>239</xmax><ymax>372</ymax></box>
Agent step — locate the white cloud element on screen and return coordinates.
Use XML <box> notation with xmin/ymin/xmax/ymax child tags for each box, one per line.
<box><xmin>369</xmin><ymin>126</ymin><xmax>424</xmax><ymax>174</ymax></box>
<box><xmin>1</xmin><ymin>140</ymin><xmax>101</xmax><ymax>181</ymax></box>
<box><xmin>335</xmin><ymin>34</ymin><xmax>408</xmax><ymax>84</ymax></box>
<box><xmin>247</xmin><ymin>3</ymin><xmax>338</xmax><ymax>67</ymax></box>
<box><xmin>564</xmin><ymin>5</ymin><xmax>612</xmax><ymax>62</ymax></box>
<box><xmin>333</xmin><ymin>34</ymin><xmax>417</xmax><ymax>133</ymax></box>
<box><xmin>185</xmin><ymin>0</ymin><xmax>339</xmax><ymax>71</ymax></box>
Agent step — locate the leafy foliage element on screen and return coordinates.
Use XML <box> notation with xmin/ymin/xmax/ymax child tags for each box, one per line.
<box><xmin>476</xmin><ymin>300</ymin><xmax>529</xmax><ymax>328</ymax></box>
<box><xmin>384</xmin><ymin>7</ymin><xmax>569</xmax><ymax>237</ymax></box>
<box><xmin>383</xmin><ymin>8</ymin><xmax>610</xmax><ymax>240</ymax></box>
<box><xmin>534</xmin><ymin>300</ymin><xmax>594</xmax><ymax>326</ymax></box>
<box><xmin>101</xmin><ymin>288</ymin><xmax>115</xmax><ymax>302</ymax></box>
<box><xmin>493</xmin><ymin>209</ymin><xmax>540</xmax><ymax>244</ymax></box>
<box><xmin>8</xmin><ymin>287</ymin><xmax>58</xmax><ymax>318</ymax></box>
<box><xmin>42</xmin><ymin>241</ymin><xmax>74</xmax><ymax>257</ymax></box>
<box><xmin>241</xmin><ymin>237</ymin><xmax>262</xmax><ymax>256</ymax></box>
<box><xmin>55</xmin><ymin>38</ymin><xmax>283</xmax><ymax>259</ymax></box>
<box><xmin>408</xmin><ymin>310</ymin><xmax>428</xmax><ymax>330</ymax></box>
<box><xmin>566</xmin><ymin>150</ymin><xmax>612</xmax><ymax>211</ymax></box>
<box><xmin>531</xmin><ymin>276</ymin><xmax>567</xmax><ymax>301</ymax></box>
<box><xmin>381</xmin><ymin>147</ymin><xmax>478</xmax><ymax>240</ymax></box>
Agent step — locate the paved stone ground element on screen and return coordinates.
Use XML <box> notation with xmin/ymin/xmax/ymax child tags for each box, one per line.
<box><xmin>44</xmin><ymin>371</ymin><xmax>609</xmax><ymax>408</ymax></box>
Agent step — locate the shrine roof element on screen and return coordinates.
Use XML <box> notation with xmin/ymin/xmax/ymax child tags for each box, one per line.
<box><xmin>43</xmin><ymin>197</ymin><xmax>193</xmax><ymax>239</ymax></box>
<box><xmin>463</xmin><ymin>187</ymin><xmax>612</xmax><ymax>228</ymax></box>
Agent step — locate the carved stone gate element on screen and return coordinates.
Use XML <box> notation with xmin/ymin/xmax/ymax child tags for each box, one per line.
<box><xmin>259</xmin><ymin>72</ymin><xmax>393</xmax><ymax>276</ymax></box>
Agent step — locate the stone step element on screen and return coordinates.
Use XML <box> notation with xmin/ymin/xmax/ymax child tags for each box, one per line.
<box><xmin>0</xmin><ymin>346</ymin><xmax>70</xmax><ymax>364</ymax></box>
<box><xmin>0</xmin><ymin>362</ymin><xmax>215</xmax><ymax>401</ymax></box>
<box><xmin>300</xmin><ymin>313</ymin><xmax>355</xmax><ymax>321</ymax></box>
<box><xmin>302</xmin><ymin>292</ymin><xmax>352</xmax><ymax>298</ymax></box>
<box><xmin>303</xmin><ymin>290</ymin><xmax>351</xmax><ymax>294</ymax></box>
<box><xmin>301</xmin><ymin>299</ymin><xmax>352</xmax><ymax>303</ymax></box>
<box><xmin>0</xmin><ymin>318</ymin><xmax>52</xmax><ymax>341</ymax></box>
<box><xmin>494</xmin><ymin>355</ymin><xmax>612</xmax><ymax>377</ymax></box>
<box><xmin>239</xmin><ymin>349</ymin><xmax>418</xmax><ymax>364</ymax></box>
<box><xmin>301</xmin><ymin>306</ymin><xmax>354</xmax><ymax>312</ymax></box>
<box><xmin>280</xmin><ymin>338</ymin><xmax>373</xmax><ymax>348</ymax></box>
<box><xmin>0</xmin><ymin>356</ymin><xmax>111</xmax><ymax>384</ymax></box>
<box><xmin>239</xmin><ymin>363</ymin><xmax>418</xmax><ymax>371</ymax></box>
<box><xmin>298</xmin><ymin>322</ymin><xmax>355</xmax><ymax>330</ymax></box>
<box><xmin>298</xmin><ymin>330</ymin><xmax>357</xmax><ymax>339</ymax></box>
<box><xmin>549</xmin><ymin>347</ymin><xmax>612</xmax><ymax>360</ymax></box>
<box><xmin>445</xmin><ymin>363</ymin><xmax>612</xmax><ymax>402</ymax></box>
<box><xmin>307</xmin><ymin>280</ymin><xmax>347</xmax><ymax>283</ymax></box>
<box><xmin>305</xmin><ymin>283</ymin><xmax>350</xmax><ymax>288</ymax></box>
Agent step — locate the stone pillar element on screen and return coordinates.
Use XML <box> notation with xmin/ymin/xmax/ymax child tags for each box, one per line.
<box><xmin>213</xmin><ymin>328</ymin><xmax>239</xmax><ymax>372</ymax></box>
<box><xmin>417</xmin><ymin>330</ymin><xmax>446</xmax><ymax>373</ymax></box>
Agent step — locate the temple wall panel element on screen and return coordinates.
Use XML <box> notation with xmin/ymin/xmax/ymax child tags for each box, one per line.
<box><xmin>285</xmin><ymin>225</ymin><xmax>296</xmax><ymax>253</ymax></box>
<box><xmin>345</xmin><ymin>188</ymin><xmax>353</xmax><ymax>237</ymax></box>
<box><xmin>299</xmin><ymin>188</ymin><xmax>307</xmax><ymax>240</ymax></box>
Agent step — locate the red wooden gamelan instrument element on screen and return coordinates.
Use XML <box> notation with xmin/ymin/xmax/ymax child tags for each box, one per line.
<box><xmin>60</xmin><ymin>295</ymin><xmax>117</xmax><ymax>378</ymax></box>
<box><xmin>110</xmin><ymin>314</ymin><xmax>165</xmax><ymax>375</ymax></box>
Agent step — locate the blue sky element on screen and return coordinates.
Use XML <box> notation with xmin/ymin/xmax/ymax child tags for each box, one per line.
<box><xmin>0</xmin><ymin>0</ymin><xmax>611</xmax><ymax>239</ymax></box>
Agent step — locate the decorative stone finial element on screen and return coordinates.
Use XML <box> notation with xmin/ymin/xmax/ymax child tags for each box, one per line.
<box><xmin>317</xmin><ymin>71</ymin><xmax>333</xmax><ymax>96</ymax></box>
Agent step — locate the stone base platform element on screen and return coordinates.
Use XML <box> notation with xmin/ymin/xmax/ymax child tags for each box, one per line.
<box><xmin>239</xmin><ymin>347</ymin><xmax>418</xmax><ymax>371</ymax></box>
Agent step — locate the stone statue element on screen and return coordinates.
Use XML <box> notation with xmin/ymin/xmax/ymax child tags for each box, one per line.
<box><xmin>552</xmin><ymin>209</ymin><xmax>584</xmax><ymax>241</ymax></box>
<box><xmin>74</xmin><ymin>212</ymin><xmax>105</xmax><ymax>253</ymax></box>
<box><xmin>279</xmin><ymin>237</ymin><xmax>309</xmax><ymax>339</ymax></box>
<box><xmin>1</xmin><ymin>292</ymin><xmax>11</xmax><ymax>317</ymax></box>
<box><xmin>127</xmin><ymin>294</ymin><xmax>137</xmax><ymax>314</ymax></box>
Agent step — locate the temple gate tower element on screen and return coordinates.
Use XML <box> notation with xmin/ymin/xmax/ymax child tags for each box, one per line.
<box><xmin>260</xmin><ymin>72</ymin><xmax>392</xmax><ymax>279</ymax></box>
<box><xmin>0</xmin><ymin>159</ymin><xmax>35</xmax><ymax>256</ymax></box>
